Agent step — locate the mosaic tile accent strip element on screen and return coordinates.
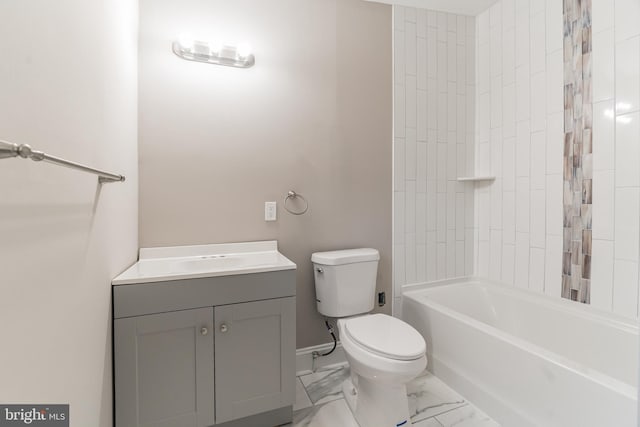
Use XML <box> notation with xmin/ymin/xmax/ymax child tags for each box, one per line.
<box><xmin>562</xmin><ymin>0</ymin><xmax>592</xmax><ymax>303</ymax></box>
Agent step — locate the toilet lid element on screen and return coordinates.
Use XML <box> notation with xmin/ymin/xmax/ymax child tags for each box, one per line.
<box><xmin>343</xmin><ymin>314</ymin><xmax>426</xmax><ymax>361</ymax></box>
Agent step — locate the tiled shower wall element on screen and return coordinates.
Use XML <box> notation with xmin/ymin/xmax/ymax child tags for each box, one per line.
<box><xmin>394</xmin><ymin>0</ymin><xmax>640</xmax><ymax>319</ymax></box>
<box><xmin>588</xmin><ymin>0</ymin><xmax>640</xmax><ymax>316</ymax></box>
<box><xmin>474</xmin><ymin>0</ymin><xmax>565</xmax><ymax>297</ymax></box>
<box><xmin>392</xmin><ymin>7</ymin><xmax>476</xmax><ymax>314</ymax></box>
<box><xmin>473</xmin><ymin>0</ymin><xmax>640</xmax><ymax>317</ymax></box>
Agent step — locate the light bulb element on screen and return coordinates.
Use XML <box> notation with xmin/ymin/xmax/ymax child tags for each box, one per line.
<box><xmin>237</xmin><ymin>43</ymin><xmax>252</xmax><ymax>59</ymax></box>
<box><xmin>177</xmin><ymin>34</ymin><xmax>194</xmax><ymax>50</ymax></box>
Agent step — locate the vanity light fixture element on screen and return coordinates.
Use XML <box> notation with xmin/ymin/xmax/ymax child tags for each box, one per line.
<box><xmin>172</xmin><ymin>36</ymin><xmax>255</xmax><ymax>68</ymax></box>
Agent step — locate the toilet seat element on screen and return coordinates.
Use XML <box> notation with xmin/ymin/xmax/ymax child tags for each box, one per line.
<box><xmin>343</xmin><ymin>314</ymin><xmax>426</xmax><ymax>361</ymax></box>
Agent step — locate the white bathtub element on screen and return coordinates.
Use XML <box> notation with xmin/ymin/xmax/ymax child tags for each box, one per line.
<box><xmin>402</xmin><ymin>278</ymin><xmax>638</xmax><ymax>427</ymax></box>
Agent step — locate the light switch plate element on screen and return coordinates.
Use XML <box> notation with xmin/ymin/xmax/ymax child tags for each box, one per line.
<box><xmin>265</xmin><ymin>202</ymin><xmax>277</xmax><ymax>221</ymax></box>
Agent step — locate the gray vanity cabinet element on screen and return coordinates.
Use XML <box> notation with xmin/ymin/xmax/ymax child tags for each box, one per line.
<box><xmin>214</xmin><ymin>298</ymin><xmax>295</xmax><ymax>423</ymax></box>
<box><xmin>113</xmin><ymin>270</ymin><xmax>296</xmax><ymax>427</ymax></box>
<box><xmin>114</xmin><ymin>308</ymin><xmax>216</xmax><ymax>427</ymax></box>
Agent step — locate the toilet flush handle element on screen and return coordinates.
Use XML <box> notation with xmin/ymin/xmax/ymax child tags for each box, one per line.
<box><xmin>316</xmin><ymin>267</ymin><xmax>324</xmax><ymax>273</ymax></box>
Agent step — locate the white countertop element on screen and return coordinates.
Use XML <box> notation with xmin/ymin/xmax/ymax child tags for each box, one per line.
<box><xmin>112</xmin><ymin>240</ymin><xmax>296</xmax><ymax>285</ymax></box>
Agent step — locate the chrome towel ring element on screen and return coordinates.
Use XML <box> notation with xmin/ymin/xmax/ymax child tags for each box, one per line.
<box><xmin>284</xmin><ymin>190</ymin><xmax>308</xmax><ymax>215</ymax></box>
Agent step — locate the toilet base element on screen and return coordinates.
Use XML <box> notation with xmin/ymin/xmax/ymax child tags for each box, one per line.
<box><xmin>342</xmin><ymin>377</ymin><xmax>411</xmax><ymax>427</ymax></box>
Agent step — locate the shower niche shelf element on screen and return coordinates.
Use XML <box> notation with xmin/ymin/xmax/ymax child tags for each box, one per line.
<box><xmin>456</xmin><ymin>176</ymin><xmax>496</xmax><ymax>182</ymax></box>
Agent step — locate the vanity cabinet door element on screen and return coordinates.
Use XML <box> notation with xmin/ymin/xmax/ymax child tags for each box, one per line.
<box><xmin>114</xmin><ymin>308</ymin><xmax>215</xmax><ymax>427</ymax></box>
<box><xmin>214</xmin><ymin>297</ymin><xmax>295</xmax><ymax>423</ymax></box>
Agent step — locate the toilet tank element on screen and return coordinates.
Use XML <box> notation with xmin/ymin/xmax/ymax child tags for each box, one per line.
<box><xmin>311</xmin><ymin>248</ymin><xmax>380</xmax><ymax>318</ymax></box>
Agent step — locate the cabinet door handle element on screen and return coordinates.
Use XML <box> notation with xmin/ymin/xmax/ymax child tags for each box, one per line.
<box><xmin>200</xmin><ymin>327</ymin><xmax>209</xmax><ymax>336</ymax></box>
<box><xmin>220</xmin><ymin>323</ymin><xmax>229</xmax><ymax>333</ymax></box>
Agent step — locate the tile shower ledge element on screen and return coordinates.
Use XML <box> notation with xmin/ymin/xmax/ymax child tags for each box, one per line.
<box><xmin>112</xmin><ymin>240</ymin><xmax>296</xmax><ymax>285</ymax></box>
<box><xmin>456</xmin><ymin>176</ymin><xmax>496</xmax><ymax>182</ymax></box>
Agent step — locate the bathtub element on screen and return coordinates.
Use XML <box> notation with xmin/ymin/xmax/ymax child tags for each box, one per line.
<box><xmin>402</xmin><ymin>278</ymin><xmax>638</xmax><ymax>427</ymax></box>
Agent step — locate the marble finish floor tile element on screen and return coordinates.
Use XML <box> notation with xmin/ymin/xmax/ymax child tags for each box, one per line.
<box><xmin>293</xmin><ymin>366</ymin><xmax>500</xmax><ymax>427</ymax></box>
<box><xmin>294</xmin><ymin>377</ymin><xmax>313</xmax><ymax>411</ymax></box>
<box><xmin>289</xmin><ymin>398</ymin><xmax>360</xmax><ymax>427</ymax></box>
<box><xmin>298</xmin><ymin>364</ymin><xmax>350</xmax><ymax>405</ymax></box>
<box><xmin>413</xmin><ymin>417</ymin><xmax>445</xmax><ymax>427</ymax></box>
<box><xmin>435</xmin><ymin>404</ymin><xmax>500</xmax><ymax>427</ymax></box>
<box><xmin>407</xmin><ymin>372</ymin><xmax>467</xmax><ymax>422</ymax></box>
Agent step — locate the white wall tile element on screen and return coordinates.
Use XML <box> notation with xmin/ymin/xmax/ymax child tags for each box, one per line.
<box><xmin>516</xmin><ymin>177</ymin><xmax>530</xmax><ymax>232</ymax></box>
<box><xmin>503</xmin><ymin>27</ymin><xmax>516</xmax><ymax>85</ymax></box>
<box><xmin>546</xmin><ymin>112</ymin><xmax>564</xmax><ymax>174</ymax></box>
<box><xmin>591</xmin><ymin>239</ymin><xmax>614</xmax><ymax>311</ymax></box>
<box><xmin>491</xmin><ymin>76</ymin><xmax>503</xmax><ymax>128</ymax></box>
<box><xmin>395</xmin><ymin>84</ymin><xmax>405</xmax><ymax>138</ymax></box>
<box><xmin>503</xmin><ymin>137</ymin><xmax>516</xmax><ymax>191</ymax></box>
<box><xmin>614</xmin><ymin>0</ymin><xmax>640</xmax><ymax>42</ymax></box>
<box><xmin>592</xmin><ymin>0</ymin><xmax>614</xmax><ymax>34</ymax></box>
<box><xmin>516</xmin><ymin>64</ymin><xmax>531</xmax><ymax>121</ymax></box>
<box><xmin>515</xmin><ymin>232</ymin><xmax>530</xmax><ymax>288</ymax></box>
<box><xmin>545</xmin><ymin>51</ymin><xmax>563</xmax><ymax>116</ymax></box>
<box><xmin>530</xmin><ymin>72</ymin><xmax>547</xmax><ymax>131</ymax></box>
<box><xmin>491</xmin><ymin>128</ymin><xmax>503</xmax><ymax>178</ymax></box>
<box><xmin>530</xmin><ymin>190</ymin><xmax>546</xmax><ymax>248</ymax></box>
<box><xmin>530</xmin><ymin>130</ymin><xmax>546</xmax><ymax>189</ymax></box>
<box><xmin>503</xmin><ymin>0</ymin><xmax>515</xmax><ymax>28</ymax></box>
<box><xmin>544</xmin><ymin>234</ymin><xmax>562</xmax><ymax>296</ymax></box>
<box><xmin>490</xmin><ymin>24</ymin><xmax>502</xmax><ymax>78</ymax></box>
<box><xmin>503</xmin><ymin>83</ymin><xmax>517</xmax><ymax>137</ymax></box>
<box><xmin>406</xmin><ymin>76</ymin><xmax>417</xmax><ymax>129</ymax></box>
<box><xmin>614</xmin><ymin>187</ymin><xmax>640</xmax><ymax>262</ymax></box>
<box><xmin>615</xmin><ymin>112</ymin><xmax>640</xmax><ymax>187</ymax></box>
<box><xmin>529</xmin><ymin>247</ymin><xmax>546</xmax><ymax>292</ymax></box>
<box><xmin>592</xmin><ymin>100</ymin><xmax>615</xmax><ymax>171</ymax></box>
<box><xmin>427</xmin><ymin>231</ymin><xmax>437</xmax><ymax>281</ymax></box>
<box><xmin>503</xmin><ymin>191</ymin><xmax>516</xmax><ymax>244</ymax></box>
<box><xmin>417</xmin><ymin>90</ymin><xmax>427</xmax><ymax>141</ymax></box>
<box><xmin>502</xmin><ymin>243</ymin><xmax>516</xmax><ymax>284</ymax></box>
<box><xmin>515</xmin><ymin>7</ymin><xmax>530</xmax><ymax>67</ymax></box>
<box><xmin>593</xmin><ymin>28</ymin><xmax>615</xmax><ymax>103</ymax></box>
<box><xmin>394</xmin><ymin>243</ymin><xmax>406</xmax><ymax>292</ymax></box>
<box><xmin>465</xmin><ymin>228</ymin><xmax>475</xmax><ymax>275</ymax></box>
<box><xmin>613</xmin><ymin>259</ymin><xmax>639</xmax><ymax>318</ymax></box>
<box><xmin>395</xmin><ymin>191</ymin><xmax>405</xmax><ymax>244</ymax></box>
<box><xmin>406</xmin><ymin>128</ymin><xmax>417</xmax><ymax>180</ymax></box>
<box><xmin>405</xmin><ymin>233</ymin><xmax>417</xmax><ymax>284</ymax></box>
<box><xmin>437</xmin><ymin>242</ymin><xmax>447</xmax><ymax>279</ymax></box>
<box><xmin>394</xmin><ymin>138</ymin><xmax>405</xmax><ymax>192</ymax></box>
<box><xmin>405</xmin><ymin>180</ymin><xmax>416</xmax><ymax>233</ymax></box>
<box><xmin>546</xmin><ymin>174</ymin><xmax>563</xmax><ymax>236</ymax></box>
<box><xmin>545</xmin><ymin>0</ymin><xmax>563</xmax><ymax>52</ymax></box>
<box><xmin>592</xmin><ymin>170</ymin><xmax>615</xmax><ymax>241</ymax></box>
<box><xmin>516</xmin><ymin>120</ymin><xmax>531</xmax><ymax>176</ymax></box>
<box><xmin>616</xmin><ymin>36</ymin><xmax>640</xmax><ymax>115</ymax></box>
<box><xmin>490</xmin><ymin>229</ymin><xmax>503</xmax><ymax>280</ymax></box>
<box><xmin>491</xmin><ymin>179</ymin><xmax>503</xmax><ymax>229</ymax></box>
<box><xmin>417</xmin><ymin>9</ymin><xmax>427</xmax><ymax>38</ymax></box>
<box><xmin>530</xmin><ymin>12</ymin><xmax>546</xmax><ymax>74</ymax></box>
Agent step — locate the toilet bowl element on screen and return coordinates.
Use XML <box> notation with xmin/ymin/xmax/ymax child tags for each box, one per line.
<box><xmin>338</xmin><ymin>314</ymin><xmax>427</xmax><ymax>427</ymax></box>
<box><xmin>311</xmin><ymin>248</ymin><xmax>427</xmax><ymax>427</ymax></box>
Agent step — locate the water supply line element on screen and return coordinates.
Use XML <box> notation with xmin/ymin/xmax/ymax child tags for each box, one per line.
<box><xmin>311</xmin><ymin>319</ymin><xmax>337</xmax><ymax>372</ymax></box>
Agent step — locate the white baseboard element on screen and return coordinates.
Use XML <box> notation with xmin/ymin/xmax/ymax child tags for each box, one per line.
<box><xmin>296</xmin><ymin>342</ymin><xmax>348</xmax><ymax>376</ymax></box>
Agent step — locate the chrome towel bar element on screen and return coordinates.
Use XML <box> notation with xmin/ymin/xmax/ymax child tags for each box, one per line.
<box><xmin>0</xmin><ymin>140</ymin><xmax>125</xmax><ymax>183</ymax></box>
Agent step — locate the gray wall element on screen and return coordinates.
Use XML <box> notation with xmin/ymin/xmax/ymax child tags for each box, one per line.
<box><xmin>0</xmin><ymin>0</ymin><xmax>139</xmax><ymax>424</ymax></box>
<box><xmin>138</xmin><ymin>0</ymin><xmax>392</xmax><ymax>348</ymax></box>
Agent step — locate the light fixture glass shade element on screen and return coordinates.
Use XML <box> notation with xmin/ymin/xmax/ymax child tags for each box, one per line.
<box><xmin>172</xmin><ymin>39</ymin><xmax>255</xmax><ymax>68</ymax></box>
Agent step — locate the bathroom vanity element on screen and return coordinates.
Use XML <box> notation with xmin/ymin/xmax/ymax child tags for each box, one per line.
<box><xmin>112</xmin><ymin>241</ymin><xmax>296</xmax><ymax>427</ymax></box>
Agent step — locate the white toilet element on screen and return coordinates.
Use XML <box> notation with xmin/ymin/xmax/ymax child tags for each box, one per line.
<box><xmin>311</xmin><ymin>248</ymin><xmax>427</xmax><ymax>427</ymax></box>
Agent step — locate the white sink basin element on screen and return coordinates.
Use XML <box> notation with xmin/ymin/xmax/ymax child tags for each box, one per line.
<box><xmin>112</xmin><ymin>241</ymin><xmax>296</xmax><ymax>285</ymax></box>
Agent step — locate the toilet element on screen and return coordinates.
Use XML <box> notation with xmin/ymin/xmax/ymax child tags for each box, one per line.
<box><xmin>311</xmin><ymin>248</ymin><xmax>427</xmax><ymax>427</ymax></box>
